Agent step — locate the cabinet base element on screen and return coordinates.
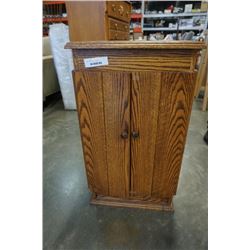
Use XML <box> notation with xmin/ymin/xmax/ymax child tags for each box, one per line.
<box><xmin>90</xmin><ymin>194</ymin><xmax>174</xmax><ymax>212</ymax></box>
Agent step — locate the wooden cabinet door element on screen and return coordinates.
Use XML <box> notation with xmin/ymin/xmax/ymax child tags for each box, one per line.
<box><xmin>130</xmin><ymin>72</ymin><xmax>162</xmax><ymax>199</ymax></box>
<box><xmin>73</xmin><ymin>71</ymin><xmax>131</xmax><ymax>198</ymax></box>
<box><xmin>130</xmin><ymin>71</ymin><xmax>196</xmax><ymax>199</ymax></box>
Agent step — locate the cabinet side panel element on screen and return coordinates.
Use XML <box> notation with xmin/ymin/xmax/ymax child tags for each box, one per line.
<box><xmin>66</xmin><ymin>1</ymin><xmax>106</xmax><ymax>41</ymax></box>
<box><xmin>130</xmin><ymin>72</ymin><xmax>161</xmax><ymax>198</ymax></box>
<box><xmin>102</xmin><ymin>72</ymin><xmax>130</xmax><ymax>198</ymax></box>
<box><xmin>73</xmin><ymin>71</ymin><xmax>109</xmax><ymax>195</ymax></box>
<box><xmin>152</xmin><ymin>72</ymin><xmax>196</xmax><ymax>198</ymax></box>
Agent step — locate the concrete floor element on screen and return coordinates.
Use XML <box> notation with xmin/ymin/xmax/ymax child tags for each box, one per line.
<box><xmin>43</xmin><ymin>98</ymin><xmax>208</xmax><ymax>250</ymax></box>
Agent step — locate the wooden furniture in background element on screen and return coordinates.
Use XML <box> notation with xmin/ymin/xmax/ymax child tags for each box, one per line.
<box><xmin>66</xmin><ymin>1</ymin><xmax>131</xmax><ymax>41</ymax></box>
<box><xmin>66</xmin><ymin>41</ymin><xmax>205</xmax><ymax>211</ymax></box>
<box><xmin>194</xmin><ymin>47</ymin><xmax>208</xmax><ymax>110</ymax></box>
<box><xmin>194</xmin><ymin>48</ymin><xmax>208</xmax><ymax>97</ymax></box>
<box><xmin>202</xmin><ymin>79</ymin><xmax>208</xmax><ymax>111</ymax></box>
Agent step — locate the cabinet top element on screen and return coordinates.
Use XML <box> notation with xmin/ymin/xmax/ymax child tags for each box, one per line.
<box><xmin>65</xmin><ymin>41</ymin><xmax>206</xmax><ymax>50</ymax></box>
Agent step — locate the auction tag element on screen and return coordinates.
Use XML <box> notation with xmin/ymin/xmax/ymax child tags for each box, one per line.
<box><xmin>84</xmin><ymin>57</ymin><xmax>109</xmax><ymax>68</ymax></box>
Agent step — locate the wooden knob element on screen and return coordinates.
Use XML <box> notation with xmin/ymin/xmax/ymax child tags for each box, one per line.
<box><xmin>115</xmin><ymin>23</ymin><xmax>118</xmax><ymax>30</ymax></box>
<box><xmin>132</xmin><ymin>131</ymin><xmax>139</xmax><ymax>139</ymax></box>
<box><xmin>112</xmin><ymin>4</ymin><xmax>116</xmax><ymax>12</ymax></box>
<box><xmin>121</xmin><ymin>131</ymin><xmax>128</xmax><ymax>139</ymax></box>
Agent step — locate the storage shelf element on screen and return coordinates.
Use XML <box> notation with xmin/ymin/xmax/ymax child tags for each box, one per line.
<box><xmin>131</xmin><ymin>13</ymin><xmax>142</xmax><ymax>19</ymax></box>
<box><xmin>143</xmin><ymin>26</ymin><xmax>205</xmax><ymax>31</ymax></box>
<box><xmin>43</xmin><ymin>1</ymin><xmax>65</xmax><ymax>5</ymax></box>
<box><xmin>43</xmin><ymin>1</ymin><xmax>67</xmax><ymax>36</ymax></box>
<box><xmin>43</xmin><ymin>17</ymin><xmax>68</xmax><ymax>23</ymax></box>
<box><xmin>144</xmin><ymin>12</ymin><xmax>207</xmax><ymax>18</ymax></box>
<box><xmin>130</xmin><ymin>1</ymin><xmax>208</xmax><ymax>35</ymax></box>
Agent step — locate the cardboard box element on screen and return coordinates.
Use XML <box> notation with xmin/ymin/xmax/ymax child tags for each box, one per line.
<box><xmin>201</xmin><ymin>2</ymin><xmax>208</xmax><ymax>12</ymax></box>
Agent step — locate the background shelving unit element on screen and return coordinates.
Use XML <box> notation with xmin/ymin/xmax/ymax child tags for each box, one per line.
<box><xmin>143</xmin><ymin>12</ymin><xmax>207</xmax><ymax>18</ymax></box>
<box><xmin>143</xmin><ymin>26</ymin><xmax>205</xmax><ymax>31</ymax></box>
<box><xmin>130</xmin><ymin>0</ymin><xmax>208</xmax><ymax>40</ymax></box>
<box><xmin>130</xmin><ymin>1</ymin><xmax>144</xmax><ymax>35</ymax></box>
<box><xmin>43</xmin><ymin>1</ymin><xmax>68</xmax><ymax>36</ymax></box>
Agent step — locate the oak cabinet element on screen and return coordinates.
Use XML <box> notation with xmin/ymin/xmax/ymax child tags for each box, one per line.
<box><xmin>66</xmin><ymin>41</ymin><xmax>205</xmax><ymax>211</ymax></box>
<box><xmin>66</xmin><ymin>1</ymin><xmax>131</xmax><ymax>41</ymax></box>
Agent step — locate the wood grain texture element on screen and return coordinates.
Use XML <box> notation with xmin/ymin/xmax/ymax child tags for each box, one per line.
<box><xmin>73</xmin><ymin>71</ymin><xmax>109</xmax><ymax>195</ymax></box>
<box><xmin>73</xmin><ymin>49</ymin><xmax>198</xmax><ymax>57</ymax></box>
<box><xmin>202</xmin><ymin>79</ymin><xmax>208</xmax><ymax>111</ymax></box>
<box><xmin>91</xmin><ymin>194</ymin><xmax>173</xmax><ymax>212</ymax></box>
<box><xmin>71</xmin><ymin>44</ymin><xmax>203</xmax><ymax>212</ymax></box>
<box><xmin>74</xmin><ymin>71</ymin><xmax>132</xmax><ymax>198</ymax></box>
<box><xmin>130</xmin><ymin>72</ymin><xmax>161</xmax><ymax>198</ymax></box>
<box><xmin>109</xmin><ymin>30</ymin><xmax>129</xmax><ymax>40</ymax></box>
<box><xmin>106</xmin><ymin>1</ymin><xmax>131</xmax><ymax>23</ymax></box>
<box><xmin>65</xmin><ymin>41</ymin><xmax>206</xmax><ymax>50</ymax></box>
<box><xmin>152</xmin><ymin>72</ymin><xmax>196</xmax><ymax>198</ymax></box>
<box><xmin>66</xmin><ymin>1</ymin><xmax>131</xmax><ymax>41</ymax></box>
<box><xmin>108</xmin><ymin>17</ymin><xmax>130</xmax><ymax>32</ymax></box>
<box><xmin>66</xmin><ymin>1</ymin><xmax>107</xmax><ymax>41</ymax></box>
<box><xmin>194</xmin><ymin>48</ymin><xmax>208</xmax><ymax>97</ymax></box>
<box><xmin>102</xmin><ymin>72</ymin><xmax>131</xmax><ymax>198</ymax></box>
<box><xmin>71</xmin><ymin>48</ymin><xmax>199</xmax><ymax>72</ymax></box>
<box><xmin>74</xmin><ymin>55</ymin><xmax>193</xmax><ymax>72</ymax></box>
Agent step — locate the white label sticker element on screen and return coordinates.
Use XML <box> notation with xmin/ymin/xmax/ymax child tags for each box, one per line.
<box><xmin>84</xmin><ymin>57</ymin><xmax>109</xmax><ymax>68</ymax></box>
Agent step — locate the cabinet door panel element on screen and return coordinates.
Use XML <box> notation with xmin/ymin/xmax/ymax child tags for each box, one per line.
<box><xmin>102</xmin><ymin>72</ymin><xmax>131</xmax><ymax>198</ymax></box>
<box><xmin>152</xmin><ymin>72</ymin><xmax>196</xmax><ymax>198</ymax></box>
<box><xmin>73</xmin><ymin>71</ymin><xmax>130</xmax><ymax>198</ymax></box>
<box><xmin>73</xmin><ymin>71</ymin><xmax>109</xmax><ymax>195</ymax></box>
<box><xmin>130</xmin><ymin>72</ymin><xmax>161</xmax><ymax>198</ymax></box>
<box><xmin>130</xmin><ymin>71</ymin><xmax>195</xmax><ymax>199</ymax></box>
